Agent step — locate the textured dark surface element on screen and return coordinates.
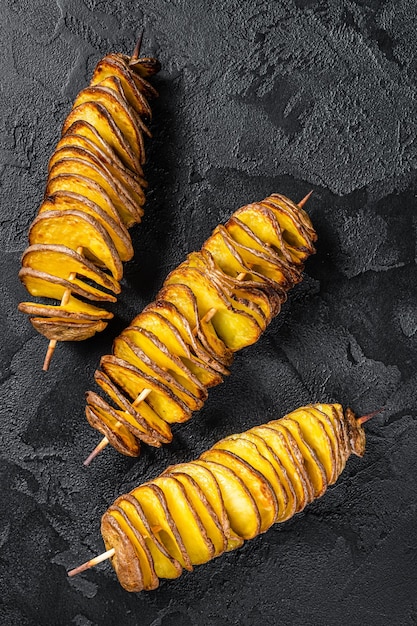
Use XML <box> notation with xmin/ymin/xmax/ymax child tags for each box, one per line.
<box><xmin>1</xmin><ymin>0</ymin><xmax>416</xmax><ymax>624</ymax></box>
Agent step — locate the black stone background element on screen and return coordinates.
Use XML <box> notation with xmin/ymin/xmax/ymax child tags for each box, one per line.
<box><xmin>0</xmin><ymin>0</ymin><xmax>416</xmax><ymax>624</ymax></box>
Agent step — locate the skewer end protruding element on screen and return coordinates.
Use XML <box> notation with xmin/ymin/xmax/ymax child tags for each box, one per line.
<box><xmin>298</xmin><ymin>190</ymin><xmax>313</xmax><ymax>208</ymax></box>
<box><xmin>357</xmin><ymin>407</ymin><xmax>384</xmax><ymax>425</ymax></box>
<box><xmin>43</xmin><ymin>339</ymin><xmax>57</xmax><ymax>371</ymax></box>
<box><xmin>131</xmin><ymin>30</ymin><xmax>144</xmax><ymax>61</ymax></box>
<box><xmin>83</xmin><ymin>437</ymin><xmax>109</xmax><ymax>466</ymax></box>
<box><xmin>68</xmin><ymin>547</ymin><xmax>115</xmax><ymax>578</ymax></box>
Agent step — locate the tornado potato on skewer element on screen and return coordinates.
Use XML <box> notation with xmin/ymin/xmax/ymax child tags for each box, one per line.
<box><xmin>84</xmin><ymin>192</ymin><xmax>317</xmax><ymax>462</ymax></box>
<box><xmin>18</xmin><ymin>37</ymin><xmax>160</xmax><ymax>370</ymax></box>
<box><xmin>69</xmin><ymin>403</ymin><xmax>370</xmax><ymax>592</ymax></box>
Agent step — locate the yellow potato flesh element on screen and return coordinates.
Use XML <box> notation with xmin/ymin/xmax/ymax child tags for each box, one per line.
<box><xmin>213</xmin><ymin>436</ymin><xmax>284</xmax><ymax>524</ymax></box>
<box><xmin>201</xmin><ymin>449</ymin><xmax>277</xmax><ymax>533</ymax></box>
<box><xmin>73</xmin><ymin>87</ymin><xmax>143</xmax><ymax>163</ymax></box>
<box><xmin>113</xmin><ymin>336</ymin><xmax>202</xmax><ymax>411</ymax></box>
<box><xmin>166</xmin><ymin>473</ymin><xmax>226</xmax><ymax>557</ymax></box>
<box><xmin>62</xmin><ymin>101</ymin><xmax>138</xmax><ymax>171</ymax></box>
<box><xmin>46</xmin><ymin>171</ymin><xmax>138</xmax><ymax>229</ymax></box>
<box><xmin>108</xmin><ymin>508</ymin><xmax>157</xmax><ymax>590</ymax></box>
<box><xmin>151</xmin><ymin>476</ymin><xmax>215</xmax><ymax>565</ymax></box>
<box><xmin>287</xmin><ymin>409</ymin><xmax>336</xmax><ymax>484</ymax></box>
<box><xmin>29</xmin><ymin>210</ymin><xmax>122</xmax><ymax>279</ymax></box>
<box><xmin>94</xmin><ymin>371</ymin><xmax>172</xmax><ymax>444</ymax></box>
<box><xmin>195</xmin><ymin>460</ymin><xmax>260</xmax><ymax>540</ymax></box>
<box><xmin>21</xmin><ymin>245</ymin><xmax>120</xmax><ymax>294</ymax></box>
<box><xmin>100</xmin><ymin>356</ymin><xmax>190</xmax><ymax>424</ymax></box>
<box><xmin>238</xmin><ymin>431</ymin><xmax>295</xmax><ymax>521</ymax></box>
<box><xmin>252</xmin><ymin>426</ymin><xmax>309</xmax><ymax>512</ymax></box>
<box><xmin>131</xmin><ymin>485</ymin><xmax>192</xmax><ymax>571</ymax></box>
<box><xmin>116</xmin><ymin>497</ymin><xmax>182</xmax><ymax>580</ymax></box>
<box><xmin>281</xmin><ymin>418</ymin><xmax>327</xmax><ymax>498</ymax></box>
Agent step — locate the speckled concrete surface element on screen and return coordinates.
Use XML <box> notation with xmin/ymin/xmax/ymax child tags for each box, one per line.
<box><xmin>1</xmin><ymin>0</ymin><xmax>416</xmax><ymax>624</ymax></box>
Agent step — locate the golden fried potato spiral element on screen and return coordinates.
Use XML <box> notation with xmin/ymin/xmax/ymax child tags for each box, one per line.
<box><xmin>85</xmin><ymin>193</ymin><xmax>317</xmax><ymax>457</ymax></box>
<box><xmin>100</xmin><ymin>403</ymin><xmax>366</xmax><ymax>592</ymax></box>
<box><xmin>18</xmin><ymin>46</ymin><xmax>159</xmax><ymax>343</ymax></box>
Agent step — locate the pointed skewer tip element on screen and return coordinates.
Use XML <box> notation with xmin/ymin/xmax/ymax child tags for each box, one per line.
<box><xmin>68</xmin><ymin>548</ymin><xmax>116</xmax><ymax>578</ymax></box>
<box><xmin>357</xmin><ymin>407</ymin><xmax>385</xmax><ymax>425</ymax></box>
<box><xmin>131</xmin><ymin>30</ymin><xmax>144</xmax><ymax>61</ymax></box>
<box><xmin>83</xmin><ymin>437</ymin><xmax>109</xmax><ymax>466</ymax></box>
<box><xmin>298</xmin><ymin>190</ymin><xmax>313</xmax><ymax>209</ymax></box>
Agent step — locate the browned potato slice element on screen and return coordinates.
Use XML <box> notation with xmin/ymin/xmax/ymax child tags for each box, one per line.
<box><xmin>45</xmin><ymin>172</ymin><xmax>138</xmax><ymax>230</ymax></box>
<box><xmin>107</xmin><ymin>506</ymin><xmax>159</xmax><ymax>590</ymax></box>
<box><xmin>100</xmin><ymin>355</ymin><xmax>191</xmax><ymax>424</ymax></box>
<box><xmin>123</xmin><ymin>324</ymin><xmax>208</xmax><ymax>404</ymax></box>
<box><xmin>63</xmin><ymin>119</ymin><xmax>146</xmax><ymax>180</ymax></box>
<box><xmin>152</xmin><ymin>476</ymin><xmax>215</xmax><ymax>565</ymax></box>
<box><xmin>281</xmin><ymin>418</ymin><xmax>327</xmax><ymax>498</ymax></box>
<box><xmin>19</xmin><ymin>300</ymin><xmax>111</xmax><ymax>321</ymax></box>
<box><xmin>222</xmin><ymin>222</ymin><xmax>294</xmax><ymax>290</ymax></box>
<box><xmin>115</xmin><ymin>494</ymin><xmax>182</xmax><ymax>580</ymax></box>
<box><xmin>48</xmin><ymin>159</ymin><xmax>140</xmax><ymax>229</ymax></box>
<box><xmin>19</xmin><ymin>266</ymin><xmax>117</xmax><ymax>305</ymax></box>
<box><xmin>186</xmin><ymin>252</ymin><xmax>267</xmax><ymax>331</ymax></box>
<box><xmin>213</xmin><ymin>436</ymin><xmax>285</xmax><ymax>524</ymax></box>
<box><xmin>85</xmin><ymin>403</ymin><xmax>140</xmax><ymax>457</ymax></box>
<box><xmin>194</xmin><ymin>460</ymin><xmax>260</xmax><ymax>540</ymax></box>
<box><xmin>238</xmin><ymin>430</ymin><xmax>295</xmax><ymax>522</ymax></box>
<box><xmin>284</xmin><ymin>409</ymin><xmax>335</xmax><ymax>484</ymax></box>
<box><xmin>101</xmin><ymin>509</ymin><xmax>145</xmax><ymax>592</ymax></box>
<box><xmin>226</xmin><ymin>217</ymin><xmax>300</xmax><ymax>287</ymax></box>
<box><xmin>113</xmin><ymin>335</ymin><xmax>204</xmax><ymax>411</ymax></box>
<box><xmin>200</xmin><ymin>246</ymin><xmax>280</xmax><ymax>319</ymax></box>
<box><xmin>200</xmin><ymin>449</ymin><xmax>277</xmax><ymax>533</ymax></box>
<box><xmin>165</xmin><ymin>265</ymin><xmax>262</xmax><ymax>352</ymax></box>
<box><xmin>267</xmin><ymin>422</ymin><xmax>315</xmax><ymax>503</ymax></box>
<box><xmin>49</xmin><ymin>139</ymin><xmax>145</xmax><ymax>209</ymax></box>
<box><xmin>86</xmin><ymin>391</ymin><xmax>161</xmax><ymax>447</ymax></box>
<box><xmin>252</xmin><ymin>425</ymin><xmax>309</xmax><ymax>513</ymax></box>
<box><xmin>130</xmin><ymin>310</ymin><xmax>211</xmax><ymax>397</ymax></box>
<box><xmin>30</xmin><ymin>317</ymin><xmax>107</xmax><ymax>341</ymax></box>
<box><xmin>94</xmin><ymin>370</ymin><xmax>172</xmax><ymax>444</ymax></box>
<box><xmin>306</xmin><ymin>407</ymin><xmax>343</xmax><ymax>478</ymax></box>
<box><xmin>18</xmin><ymin>288</ymin><xmax>113</xmax><ymax>318</ymax></box>
<box><xmin>157</xmin><ymin>283</ymin><xmax>233</xmax><ymax>368</ymax></box>
<box><xmin>144</xmin><ymin>301</ymin><xmax>225</xmax><ymax>386</ymax></box>
<box><xmin>314</xmin><ymin>403</ymin><xmax>350</xmax><ymax>467</ymax></box>
<box><xmin>40</xmin><ymin>192</ymin><xmax>133</xmax><ymax>263</ymax></box>
<box><xmin>165</xmin><ymin>472</ymin><xmax>227</xmax><ymax>556</ymax></box>
<box><xmin>131</xmin><ymin>484</ymin><xmax>193</xmax><ymax>571</ymax></box>
<box><xmin>29</xmin><ymin>209</ymin><xmax>122</xmax><ymax>279</ymax></box>
<box><xmin>164</xmin><ymin>462</ymin><xmax>230</xmax><ymax>537</ymax></box>
<box><xmin>62</xmin><ymin>101</ymin><xmax>140</xmax><ymax>171</ymax></box>
<box><xmin>233</xmin><ymin>203</ymin><xmax>294</xmax><ymax>263</ymax></box>
<box><xmin>91</xmin><ymin>55</ymin><xmax>153</xmax><ymax>118</ymax></box>
<box><xmin>21</xmin><ymin>244</ymin><xmax>120</xmax><ymax>294</ymax></box>
<box><xmin>98</xmin><ymin>76</ymin><xmax>151</xmax><ymax>138</ymax></box>
<box><xmin>261</xmin><ymin>195</ymin><xmax>316</xmax><ymax>264</ymax></box>
<box><xmin>72</xmin><ymin>85</ymin><xmax>145</xmax><ymax>164</ymax></box>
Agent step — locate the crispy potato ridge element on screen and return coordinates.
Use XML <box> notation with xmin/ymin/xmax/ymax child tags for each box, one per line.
<box><xmin>101</xmin><ymin>403</ymin><xmax>366</xmax><ymax>591</ymax></box>
<box><xmin>87</xmin><ymin>193</ymin><xmax>317</xmax><ymax>456</ymax></box>
<box><xmin>18</xmin><ymin>50</ymin><xmax>159</xmax><ymax>342</ymax></box>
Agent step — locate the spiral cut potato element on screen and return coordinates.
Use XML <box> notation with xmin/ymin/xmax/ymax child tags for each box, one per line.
<box><xmin>98</xmin><ymin>403</ymin><xmax>366</xmax><ymax>592</ymax></box>
<box><xmin>85</xmin><ymin>193</ymin><xmax>317</xmax><ymax>456</ymax></box>
<box><xmin>18</xmin><ymin>45</ymin><xmax>160</xmax><ymax>343</ymax></box>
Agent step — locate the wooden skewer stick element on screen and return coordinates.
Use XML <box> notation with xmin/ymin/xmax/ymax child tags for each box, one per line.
<box><xmin>42</xmin><ymin>246</ymin><xmax>84</xmax><ymax>372</ymax></box>
<box><xmin>357</xmin><ymin>407</ymin><xmax>384</xmax><ymax>425</ymax></box>
<box><xmin>130</xmin><ymin>31</ymin><xmax>144</xmax><ymax>62</ymax></box>
<box><xmin>83</xmin><ymin>389</ymin><xmax>152</xmax><ymax>466</ymax></box>
<box><xmin>84</xmin><ymin>192</ymin><xmax>313</xmax><ymax>464</ymax></box>
<box><xmin>298</xmin><ymin>190</ymin><xmax>313</xmax><ymax>209</ymax></box>
<box><xmin>68</xmin><ymin>547</ymin><xmax>115</xmax><ymax>578</ymax></box>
